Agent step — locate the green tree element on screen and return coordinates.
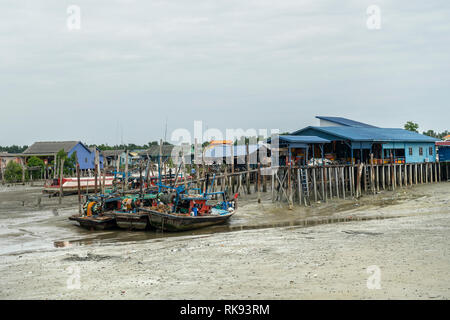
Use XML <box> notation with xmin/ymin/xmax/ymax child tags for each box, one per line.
<box><xmin>52</xmin><ymin>149</ymin><xmax>77</xmax><ymax>175</ymax></box>
<box><xmin>423</xmin><ymin>129</ymin><xmax>449</xmax><ymax>139</ymax></box>
<box><xmin>27</xmin><ymin>156</ymin><xmax>45</xmax><ymax>179</ymax></box>
<box><xmin>404</xmin><ymin>121</ymin><xmax>419</xmax><ymax>133</ymax></box>
<box><xmin>4</xmin><ymin>161</ymin><xmax>23</xmax><ymax>182</ymax></box>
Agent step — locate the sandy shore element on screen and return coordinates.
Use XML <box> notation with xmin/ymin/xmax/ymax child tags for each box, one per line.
<box><xmin>0</xmin><ymin>183</ymin><xmax>449</xmax><ymax>299</ymax></box>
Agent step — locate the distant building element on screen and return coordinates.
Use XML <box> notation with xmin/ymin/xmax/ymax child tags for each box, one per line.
<box><xmin>316</xmin><ymin>116</ymin><xmax>378</xmax><ymax>128</ymax></box>
<box><xmin>138</xmin><ymin>145</ymin><xmax>175</xmax><ymax>163</ymax></box>
<box><xmin>22</xmin><ymin>141</ymin><xmax>103</xmax><ymax>170</ymax></box>
<box><xmin>101</xmin><ymin>149</ymin><xmax>124</xmax><ymax>168</ymax></box>
<box><xmin>436</xmin><ymin>141</ymin><xmax>450</xmax><ymax>162</ymax></box>
<box><xmin>0</xmin><ymin>152</ymin><xmax>22</xmax><ymax>174</ymax></box>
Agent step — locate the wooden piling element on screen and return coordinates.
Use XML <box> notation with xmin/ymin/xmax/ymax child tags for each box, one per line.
<box><xmin>246</xmin><ymin>143</ymin><xmax>251</xmax><ymax>194</ymax></box>
<box><xmin>257</xmin><ymin>162</ymin><xmax>261</xmax><ymax>204</ymax></box>
<box><xmin>76</xmin><ymin>163</ymin><xmax>81</xmax><ymax>214</ymax></box>
<box><xmin>313</xmin><ymin>168</ymin><xmax>317</xmax><ymax>202</ymax></box>
<box><xmin>59</xmin><ymin>158</ymin><xmax>64</xmax><ymax>205</ymax></box>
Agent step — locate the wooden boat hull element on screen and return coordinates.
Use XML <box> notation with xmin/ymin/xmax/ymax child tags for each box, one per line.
<box><xmin>44</xmin><ymin>177</ymin><xmax>115</xmax><ymax>195</ymax></box>
<box><xmin>140</xmin><ymin>207</ymin><xmax>234</xmax><ymax>232</ymax></box>
<box><xmin>107</xmin><ymin>211</ymin><xmax>149</xmax><ymax>230</ymax></box>
<box><xmin>69</xmin><ymin>215</ymin><xmax>116</xmax><ymax>230</ymax></box>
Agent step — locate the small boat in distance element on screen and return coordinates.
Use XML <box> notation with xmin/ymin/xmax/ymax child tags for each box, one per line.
<box><xmin>44</xmin><ymin>176</ymin><xmax>115</xmax><ymax>195</ymax></box>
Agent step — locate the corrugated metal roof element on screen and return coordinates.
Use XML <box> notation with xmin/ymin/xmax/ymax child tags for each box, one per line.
<box><xmin>316</xmin><ymin>116</ymin><xmax>378</xmax><ymax>128</ymax></box>
<box><xmin>23</xmin><ymin>141</ymin><xmax>81</xmax><ymax>154</ymax></box>
<box><xmin>138</xmin><ymin>145</ymin><xmax>175</xmax><ymax>157</ymax></box>
<box><xmin>204</xmin><ymin>144</ymin><xmax>262</xmax><ymax>158</ymax></box>
<box><xmin>294</xmin><ymin>126</ymin><xmax>439</xmax><ymax>143</ymax></box>
<box><xmin>101</xmin><ymin>149</ymin><xmax>125</xmax><ymax>157</ymax></box>
<box><xmin>279</xmin><ymin>135</ymin><xmax>330</xmax><ymax>144</ymax></box>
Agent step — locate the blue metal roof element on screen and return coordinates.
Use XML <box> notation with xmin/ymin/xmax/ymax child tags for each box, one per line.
<box><xmin>293</xmin><ymin>126</ymin><xmax>440</xmax><ymax>143</ymax></box>
<box><xmin>279</xmin><ymin>135</ymin><xmax>330</xmax><ymax>144</ymax></box>
<box><xmin>316</xmin><ymin>116</ymin><xmax>378</xmax><ymax>128</ymax></box>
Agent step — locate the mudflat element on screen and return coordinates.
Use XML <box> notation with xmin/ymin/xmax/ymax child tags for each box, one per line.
<box><xmin>0</xmin><ymin>182</ymin><xmax>449</xmax><ymax>299</ymax></box>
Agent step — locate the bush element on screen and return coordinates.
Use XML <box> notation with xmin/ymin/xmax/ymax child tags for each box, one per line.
<box><xmin>4</xmin><ymin>161</ymin><xmax>23</xmax><ymax>182</ymax></box>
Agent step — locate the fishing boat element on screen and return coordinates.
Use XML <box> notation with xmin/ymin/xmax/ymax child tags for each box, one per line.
<box><xmin>44</xmin><ymin>176</ymin><xmax>115</xmax><ymax>195</ymax></box>
<box><xmin>69</xmin><ymin>215</ymin><xmax>116</xmax><ymax>230</ymax></box>
<box><xmin>140</xmin><ymin>205</ymin><xmax>235</xmax><ymax>232</ymax></box>
<box><xmin>108</xmin><ymin>193</ymin><xmax>159</xmax><ymax>230</ymax></box>
<box><xmin>69</xmin><ymin>197</ymin><xmax>118</xmax><ymax>230</ymax></box>
<box><xmin>141</xmin><ymin>173</ymin><xmax>237</xmax><ymax>232</ymax></box>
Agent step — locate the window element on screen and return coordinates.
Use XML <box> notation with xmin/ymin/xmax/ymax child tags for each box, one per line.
<box><xmin>85</xmin><ymin>157</ymin><xmax>88</xmax><ymax>163</ymax></box>
<box><xmin>429</xmin><ymin>147</ymin><xmax>433</xmax><ymax>155</ymax></box>
<box><xmin>419</xmin><ymin>147</ymin><xmax>423</xmax><ymax>156</ymax></box>
<box><xmin>408</xmin><ymin>147</ymin><xmax>413</xmax><ymax>156</ymax></box>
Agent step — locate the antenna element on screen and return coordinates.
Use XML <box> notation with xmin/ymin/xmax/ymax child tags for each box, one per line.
<box><xmin>164</xmin><ymin>116</ymin><xmax>168</xmax><ymax>144</ymax></box>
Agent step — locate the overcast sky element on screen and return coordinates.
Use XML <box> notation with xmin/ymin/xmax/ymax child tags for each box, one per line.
<box><xmin>1</xmin><ymin>0</ymin><xmax>449</xmax><ymax>146</ymax></box>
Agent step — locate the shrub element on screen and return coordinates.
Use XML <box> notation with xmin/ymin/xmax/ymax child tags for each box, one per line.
<box><xmin>4</xmin><ymin>161</ymin><xmax>23</xmax><ymax>182</ymax></box>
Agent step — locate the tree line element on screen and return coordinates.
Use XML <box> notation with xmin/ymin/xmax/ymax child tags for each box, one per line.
<box><xmin>403</xmin><ymin>121</ymin><xmax>449</xmax><ymax>139</ymax></box>
<box><xmin>0</xmin><ymin>145</ymin><xmax>28</xmax><ymax>153</ymax></box>
<box><xmin>89</xmin><ymin>141</ymin><xmax>173</xmax><ymax>151</ymax></box>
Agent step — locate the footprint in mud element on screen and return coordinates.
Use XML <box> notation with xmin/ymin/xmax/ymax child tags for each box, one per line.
<box><xmin>342</xmin><ymin>230</ymin><xmax>383</xmax><ymax>236</ymax></box>
<box><xmin>62</xmin><ymin>252</ymin><xmax>119</xmax><ymax>262</ymax></box>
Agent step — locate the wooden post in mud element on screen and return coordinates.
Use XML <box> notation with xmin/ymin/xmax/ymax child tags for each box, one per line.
<box><xmin>59</xmin><ymin>158</ymin><xmax>64</xmax><ymax>205</ymax></box>
<box><xmin>320</xmin><ymin>163</ymin><xmax>327</xmax><ymax>202</ymax></box>
<box><xmin>425</xmin><ymin>163</ymin><xmax>428</xmax><ymax>184</ymax></box>
<box><xmin>409</xmin><ymin>164</ymin><xmax>413</xmax><ymax>186</ymax></box>
<box><xmin>194</xmin><ymin>139</ymin><xmax>199</xmax><ymax>188</ymax></box>
<box><xmin>341</xmin><ymin>167</ymin><xmax>345</xmax><ymax>199</ymax></box>
<box><xmin>271</xmin><ymin>169</ymin><xmax>275</xmax><ymax>202</ymax></box>
<box><xmin>312</xmin><ymin>168</ymin><xmax>317</xmax><ymax>202</ymax></box>
<box><xmin>437</xmin><ymin>162</ymin><xmax>440</xmax><ymax>182</ymax></box>
<box><xmin>434</xmin><ymin>162</ymin><xmax>438</xmax><ymax>183</ymax></box>
<box><xmin>370</xmin><ymin>154</ymin><xmax>374</xmax><ymax>194</ymax></box>
<box><xmin>139</xmin><ymin>161</ymin><xmax>143</xmax><ymax>197</ymax></box>
<box><xmin>94</xmin><ymin>162</ymin><xmax>98</xmax><ymax>194</ymax></box>
<box><xmin>262</xmin><ymin>166</ymin><xmax>267</xmax><ymax>193</ymax></box>
<box><xmin>392</xmin><ymin>164</ymin><xmax>396</xmax><ymax>190</ymax></box>
<box><xmin>356</xmin><ymin>163</ymin><xmax>363</xmax><ymax>197</ymax></box>
<box><xmin>297</xmin><ymin>168</ymin><xmax>302</xmax><ymax>205</ymax></box>
<box><xmin>124</xmin><ymin>149</ymin><xmax>129</xmax><ymax>191</ymax></box>
<box><xmin>257</xmin><ymin>162</ymin><xmax>261</xmax><ymax>204</ymax></box>
<box><xmin>350</xmin><ymin>165</ymin><xmax>354</xmax><ymax>197</ymax></box>
<box><xmin>414</xmin><ymin>163</ymin><xmax>418</xmax><ymax>184</ymax></box>
<box><xmin>327</xmin><ymin>168</ymin><xmax>332</xmax><ymax>198</ymax></box>
<box><xmin>246</xmin><ymin>143</ymin><xmax>251</xmax><ymax>195</ymax></box>
<box><xmin>404</xmin><ymin>163</ymin><xmax>408</xmax><ymax>187</ymax></box>
<box><xmin>230</xmin><ymin>144</ymin><xmax>235</xmax><ymax>194</ymax></box>
<box><xmin>76</xmin><ymin>163</ymin><xmax>81</xmax><ymax>214</ymax></box>
<box><xmin>335</xmin><ymin>167</ymin><xmax>339</xmax><ymax>199</ymax></box>
<box><xmin>101</xmin><ymin>154</ymin><xmax>106</xmax><ymax>194</ymax></box>
<box><xmin>53</xmin><ymin>155</ymin><xmax>57</xmax><ymax>179</ymax></box>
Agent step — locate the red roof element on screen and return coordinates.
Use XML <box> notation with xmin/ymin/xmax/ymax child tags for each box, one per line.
<box><xmin>436</xmin><ymin>141</ymin><xmax>450</xmax><ymax>146</ymax></box>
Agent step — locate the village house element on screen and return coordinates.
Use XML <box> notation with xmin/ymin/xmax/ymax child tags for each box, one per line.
<box><xmin>274</xmin><ymin>116</ymin><xmax>439</xmax><ymax>165</ymax></box>
<box><xmin>22</xmin><ymin>141</ymin><xmax>104</xmax><ymax>173</ymax></box>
